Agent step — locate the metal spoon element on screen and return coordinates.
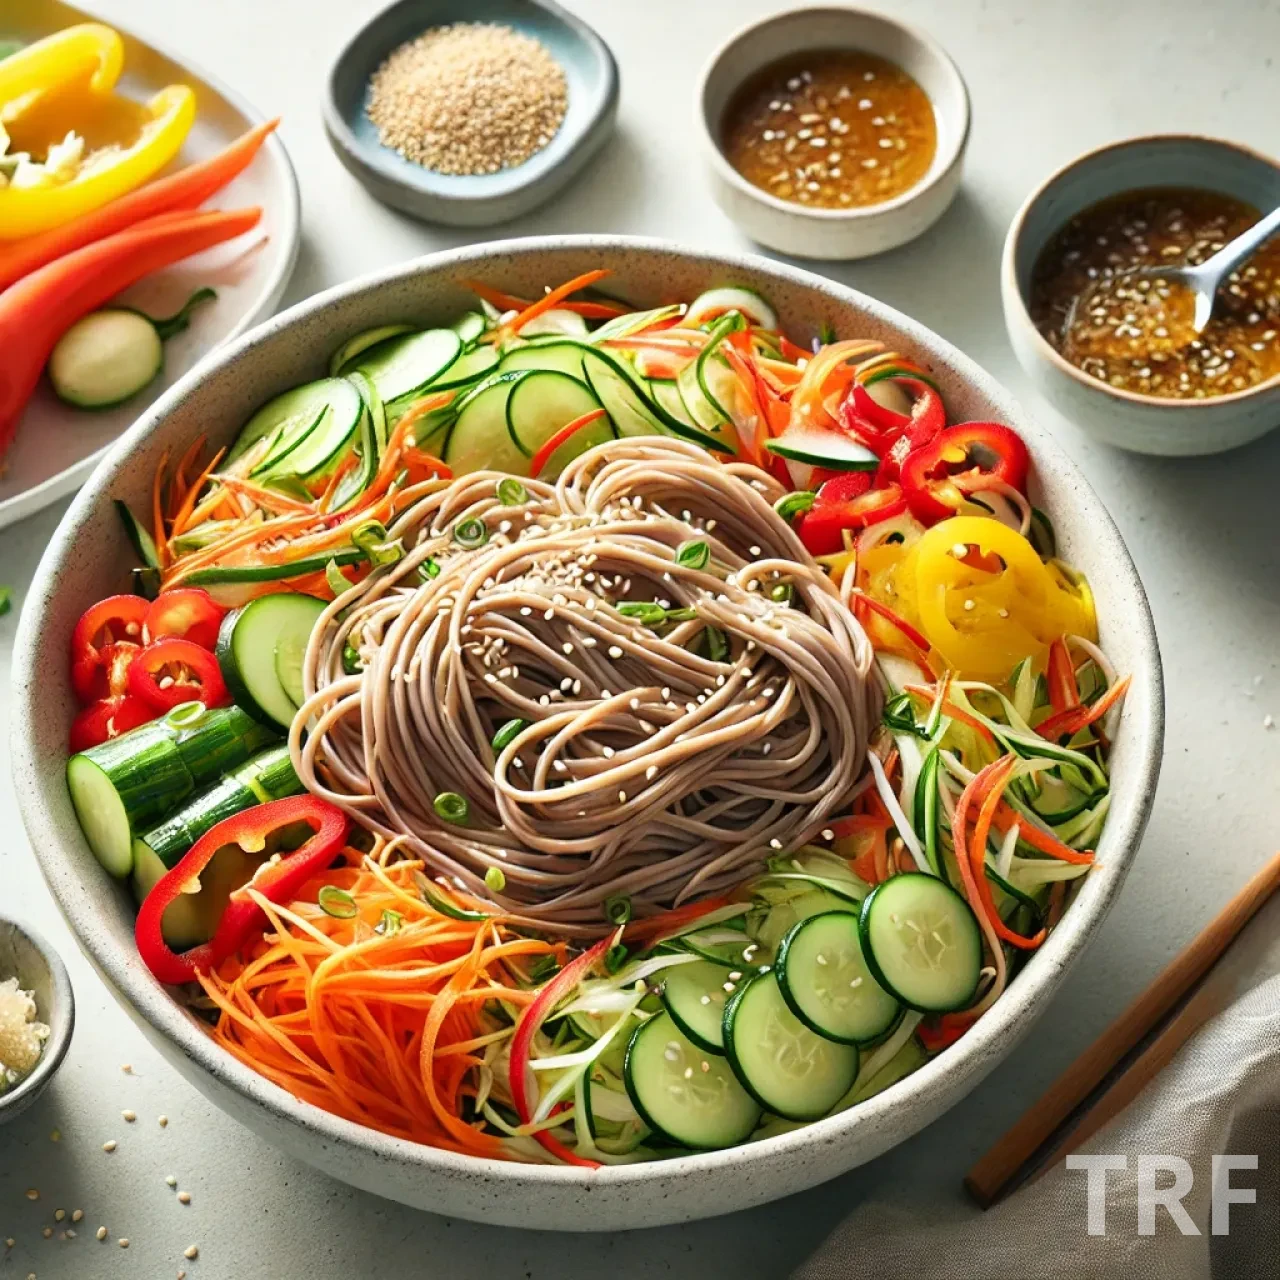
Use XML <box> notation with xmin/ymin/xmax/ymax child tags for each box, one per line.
<box><xmin>1133</xmin><ymin>203</ymin><xmax>1280</xmax><ymax>332</ymax></box>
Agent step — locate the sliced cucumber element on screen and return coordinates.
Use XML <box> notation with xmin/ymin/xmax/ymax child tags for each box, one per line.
<box><xmin>272</xmin><ymin>595</ymin><xmax>327</xmax><ymax>707</ymax></box>
<box><xmin>217</xmin><ymin>594</ymin><xmax>327</xmax><ymax>728</ymax></box>
<box><xmin>661</xmin><ymin>958</ymin><xmax>735</xmax><ymax>1053</ymax></box>
<box><xmin>428</xmin><ymin>343</ymin><xmax>499</xmax><ymax>391</ymax></box>
<box><xmin>442</xmin><ymin>371</ymin><xmax>529</xmax><ymax>476</ymax></box>
<box><xmin>649</xmin><ymin>379</ymin><xmax>700</xmax><ymax>429</ymax></box>
<box><xmin>753</xmin><ymin>888</ymin><xmax>861</xmax><ymax>954</ymax></box>
<box><xmin>678</xmin><ymin>927</ymin><xmax>761</xmax><ymax>968</ymax></box>
<box><xmin>623</xmin><ymin>1011</ymin><xmax>761</xmax><ymax>1149</ymax></box>
<box><xmin>499</xmin><ymin>339</ymin><xmax>589</xmax><ymax>379</ymax></box>
<box><xmin>130</xmin><ymin>842</ymin><xmax>212</xmax><ymax>950</ymax></box>
<box><xmin>722</xmin><ymin>971</ymin><xmax>859</xmax><ymax>1120</ymax></box>
<box><xmin>777</xmin><ymin>911</ymin><xmax>900</xmax><ymax>1045</ymax></box>
<box><xmin>328</xmin><ymin>324</ymin><xmax>416</xmax><ymax>376</ymax></box>
<box><xmin>350</xmin><ymin>328</ymin><xmax>462</xmax><ymax>404</ymax></box>
<box><xmin>504</xmin><ymin>369</ymin><xmax>605</xmax><ymax>458</ymax></box>
<box><xmin>329</xmin><ymin>393</ymin><xmax>378</xmax><ymax>511</ymax></box>
<box><xmin>686</xmin><ymin>286</ymin><xmax>778</xmax><ymax>330</ymax></box>
<box><xmin>451</xmin><ymin>311</ymin><xmax>487</xmax><ymax>344</ymax></box>
<box><xmin>516</xmin><ymin>307</ymin><xmax>590</xmax><ymax>338</ymax></box>
<box><xmin>859</xmin><ymin>873</ymin><xmax>983</xmax><ymax>1013</ymax></box>
<box><xmin>765</xmin><ymin>427</ymin><xmax>879</xmax><ymax>471</ymax></box>
<box><xmin>234</xmin><ymin>379</ymin><xmax>362</xmax><ymax>479</ymax></box>
<box><xmin>49</xmin><ymin>309</ymin><xmax>162</xmax><ymax>408</ymax></box>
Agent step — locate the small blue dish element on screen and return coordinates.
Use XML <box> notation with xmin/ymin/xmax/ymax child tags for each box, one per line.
<box><xmin>324</xmin><ymin>0</ymin><xmax>619</xmax><ymax>228</ymax></box>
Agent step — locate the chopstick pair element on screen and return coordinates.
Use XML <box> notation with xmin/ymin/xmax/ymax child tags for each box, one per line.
<box><xmin>964</xmin><ymin>849</ymin><xmax>1280</xmax><ymax>1208</ymax></box>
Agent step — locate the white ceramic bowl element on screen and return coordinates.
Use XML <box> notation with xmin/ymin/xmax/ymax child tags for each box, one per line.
<box><xmin>697</xmin><ymin>7</ymin><xmax>970</xmax><ymax>259</ymax></box>
<box><xmin>1002</xmin><ymin>134</ymin><xmax>1280</xmax><ymax>455</ymax></box>
<box><xmin>11</xmin><ymin>237</ymin><xmax>1163</xmax><ymax>1231</ymax></box>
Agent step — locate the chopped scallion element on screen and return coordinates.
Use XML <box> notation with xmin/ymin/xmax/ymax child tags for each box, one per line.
<box><xmin>326</xmin><ymin>559</ymin><xmax>350</xmax><ymax>597</ymax></box>
<box><xmin>433</xmin><ymin>791</ymin><xmax>469</xmax><ymax>824</ymax></box>
<box><xmin>491</xmin><ymin>718</ymin><xmax>528</xmax><ymax>753</ymax></box>
<box><xmin>704</xmin><ymin>626</ymin><xmax>729</xmax><ymax>662</ymax></box>
<box><xmin>769</xmin><ymin>582</ymin><xmax>794</xmax><ymax>604</ymax></box>
<box><xmin>418</xmin><ymin>556</ymin><xmax>442</xmax><ymax>582</ymax></box>
<box><xmin>497</xmin><ymin>477</ymin><xmax>529</xmax><ymax>506</ymax></box>
<box><xmin>453</xmin><ymin>517</ymin><xmax>489</xmax><ymax>549</ymax></box>
<box><xmin>676</xmin><ymin>539</ymin><xmax>710</xmax><ymax>570</ymax></box>
<box><xmin>484</xmin><ymin>866</ymin><xmax>507</xmax><ymax>893</ymax></box>
<box><xmin>617</xmin><ymin>601</ymin><xmax>668</xmax><ymax>627</ymax></box>
<box><xmin>352</xmin><ymin>521</ymin><xmax>404</xmax><ymax>568</ymax></box>
<box><xmin>604</xmin><ymin>894</ymin><xmax>632</xmax><ymax>925</ymax></box>
<box><xmin>377</xmin><ymin>909</ymin><xmax>403</xmax><ymax>936</ymax></box>
<box><xmin>164</xmin><ymin>699</ymin><xmax>210</xmax><ymax>730</ymax></box>
<box><xmin>342</xmin><ymin>644</ymin><xmax>362</xmax><ymax>675</ymax></box>
<box><xmin>774</xmin><ymin>491</ymin><xmax>816</xmax><ymax>521</ymax></box>
<box><xmin>318</xmin><ymin>885</ymin><xmax>358</xmax><ymax>919</ymax></box>
<box><xmin>605</xmin><ymin>943</ymin><xmax>629</xmax><ymax>974</ymax></box>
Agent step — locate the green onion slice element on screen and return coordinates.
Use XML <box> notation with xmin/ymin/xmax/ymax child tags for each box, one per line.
<box><xmin>774</xmin><ymin>490</ymin><xmax>816</xmax><ymax>521</ymax></box>
<box><xmin>318</xmin><ymin>886</ymin><xmax>358</xmax><ymax>919</ymax></box>
<box><xmin>770</xmin><ymin>581</ymin><xmax>794</xmax><ymax>604</ymax></box>
<box><xmin>491</xmin><ymin>718</ymin><xmax>528</xmax><ymax>753</ymax></box>
<box><xmin>418</xmin><ymin>556</ymin><xmax>442</xmax><ymax>582</ymax></box>
<box><xmin>704</xmin><ymin>626</ymin><xmax>729</xmax><ymax>662</ymax></box>
<box><xmin>326</xmin><ymin>559</ymin><xmax>350</xmax><ymax>597</ymax></box>
<box><xmin>377</xmin><ymin>909</ymin><xmax>403</xmax><ymax>936</ymax></box>
<box><xmin>164</xmin><ymin>700</ymin><xmax>210</xmax><ymax>730</ymax></box>
<box><xmin>352</xmin><ymin>521</ymin><xmax>404</xmax><ymax>568</ymax></box>
<box><xmin>484</xmin><ymin>866</ymin><xmax>507</xmax><ymax>893</ymax></box>
<box><xmin>453</xmin><ymin>517</ymin><xmax>489</xmax><ymax>549</ymax></box>
<box><xmin>604</xmin><ymin>893</ymin><xmax>632</xmax><ymax>925</ymax></box>
<box><xmin>497</xmin><ymin>477</ymin><xmax>528</xmax><ymax>506</ymax></box>
<box><xmin>342</xmin><ymin>643</ymin><xmax>362</xmax><ymax>675</ymax></box>
<box><xmin>605</xmin><ymin>943</ymin><xmax>629</xmax><ymax>974</ymax></box>
<box><xmin>617</xmin><ymin>601</ymin><xmax>668</xmax><ymax>627</ymax></box>
<box><xmin>433</xmin><ymin>791</ymin><xmax>470</xmax><ymax>824</ymax></box>
<box><xmin>676</xmin><ymin>539</ymin><xmax>710</xmax><ymax>570</ymax></box>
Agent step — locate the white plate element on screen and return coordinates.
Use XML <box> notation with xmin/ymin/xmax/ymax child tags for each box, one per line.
<box><xmin>0</xmin><ymin>0</ymin><xmax>300</xmax><ymax>530</ymax></box>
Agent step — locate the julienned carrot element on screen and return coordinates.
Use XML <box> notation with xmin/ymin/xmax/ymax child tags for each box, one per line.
<box><xmin>1035</xmin><ymin>675</ymin><xmax>1131</xmax><ymax>743</ymax></box>
<box><xmin>502</xmin><ymin>268</ymin><xmax>611</xmax><ymax>340</ymax></box>
<box><xmin>528</xmin><ymin>408</ymin><xmax>608</xmax><ymax>478</ymax></box>
<box><xmin>0</xmin><ymin>206</ymin><xmax>263</xmax><ymax>461</ymax></box>
<box><xmin>0</xmin><ymin>119</ymin><xmax>278</xmax><ymax>292</ymax></box>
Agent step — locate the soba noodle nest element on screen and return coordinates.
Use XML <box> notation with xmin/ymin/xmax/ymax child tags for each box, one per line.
<box><xmin>294</xmin><ymin>439</ymin><xmax>880</xmax><ymax>935</ymax></box>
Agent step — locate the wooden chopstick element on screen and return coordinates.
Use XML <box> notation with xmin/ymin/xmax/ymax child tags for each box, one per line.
<box><xmin>965</xmin><ymin>849</ymin><xmax>1280</xmax><ymax>1208</ymax></box>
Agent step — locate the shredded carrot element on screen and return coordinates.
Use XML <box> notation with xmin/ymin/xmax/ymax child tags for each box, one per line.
<box><xmin>501</xmin><ymin>269</ymin><xmax>611</xmax><ymax>342</ymax></box>
<box><xmin>967</xmin><ymin>757</ymin><xmax>1045</xmax><ymax>950</ymax></box>
<box><xmin>1035</xmin><ymin>675</ymin><xmax>1131</xmax><ymax>743</ymax></box>
<box><xmin>151</xmin><ymin>448</ymin><xmax>171</xmax><ymax>569</ymax></box>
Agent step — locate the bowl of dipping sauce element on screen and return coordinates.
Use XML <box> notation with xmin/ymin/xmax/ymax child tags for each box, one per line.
<box><xmin>1002</xmin><ymin>135</ymin><xmax>1280</xmax><ymax>455</ymax></box>
<box><xmin>697</xmin><ymin>7</ymin><xmax>970</xmax><ymax>260</ymax></box>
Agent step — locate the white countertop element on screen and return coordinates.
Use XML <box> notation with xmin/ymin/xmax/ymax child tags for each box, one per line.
<box><xmin>3</xmin><ymin>0</ymin><xmax>1278</xmax><ymax>1275</ymax></box>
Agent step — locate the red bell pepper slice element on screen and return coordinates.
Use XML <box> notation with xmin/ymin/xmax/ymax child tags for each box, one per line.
<box><xmin>900</xmin><ymin>422</ymin><xmax>1030</xmax><ymax>524</ymax></box>
<box><xmin>840</xmin><ymin>377</ymin><xmax>945</xmax><ymax>452</ymax></box>
<box><xmin>144</xmin><ymin>588</ymin><xmax>227</xmax><ymax>651</ymax></box>
<box><xmin>798</xmin><ymin>475</ymin><xmax>908</xmax><ymax>556</ymax></box>
<box><xmin>70</xmin><ymin>594</ymin><xmax>149</xmax><ymax>702</ymax></box>
<box><xmin>127</xmin><ymin>637</ymin><xmax>230</xmax><ymax>712</ymax></box>
<box><xmin>68</xmin><ymin>692</ymin><xmax>153</xmax><ymax>752</ymax></box>
<box><xmin>508</xmin><ymin>934</ymin><xmax>612</xmax><ymax>1168</ymax></box>
<box><xmin>135</xmin><ymin>795</ymin><xmax>349</xmax><ymax>985</ymax></box>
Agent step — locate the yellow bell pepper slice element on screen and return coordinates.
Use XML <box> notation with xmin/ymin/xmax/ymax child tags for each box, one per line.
<box><xmin>0</xmin><ymin>24</ymin><xmax>196</xmax><ymax>240</ymax></box>
<box><xmin>908</xmin><ymin>516</ymin><xmax>1096</xmax><ymax>680</ymax></box>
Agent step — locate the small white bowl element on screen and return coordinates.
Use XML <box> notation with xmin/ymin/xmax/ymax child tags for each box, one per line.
<box><xmin>1002</xmin><ymin>134</ymin><xmax>1280</xmax><ymax>456</ymax></box>
<box><xmin>696</xmin><ymin>6</ymin><xmax>970</xmax><ymax>260</ymax></box>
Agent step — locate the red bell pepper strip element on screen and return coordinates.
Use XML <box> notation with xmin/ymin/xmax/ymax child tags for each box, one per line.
<box><xmin>127</xmin><ymin>637</ymin><xmax>230</xmax><ymax>712</ymax></box>
<box><xmin>1035</xmin><ymin>675</ymin><xmax>1131</xmax><ymax>743</ymax></box>
<box><xmin>799</xmin><ymin>480</ymin><xmax>908</xmax><ymax>556</ymax></box>
<box><xmin>508</xmin><ymin>934</ymin><xmax>613</xmax><ymax>1168</ymax></box>
<box><xmin>135</xmin><ymin>795</ymin><xmax>349</xmax><ymax>985</ymax></box>
<box><xmin>1046</xmin><ymin>637</ymin><xmax>1081</xmax><ymax>715</ymax></box>
<box><xmin>917</xmin><ymin>1012</ymin><xmax>978</xmax><ymax>1053</ymax></box>
<box><xmin>70</xmin><ymin>594</ymin><xmax>149</xmax><ymax>702</ymax></box>
<box><xmin>144</xmin><ymin>588</ymin><xmax>227</xmax><ymax>650</ymax></box>
<box><xmin>900</xmin><ymin>423</ymin><xmax>1030</xmax><ymax>524</ymax></box>
<box><xmin>529</xmin><ymin>408</ymin><xmax>609</xmax><ymax>479</ymax></box>
<box><xmin>68</xmin><ymin>692</ymin><xmax>153</xmax><ymax>752</ymax></box>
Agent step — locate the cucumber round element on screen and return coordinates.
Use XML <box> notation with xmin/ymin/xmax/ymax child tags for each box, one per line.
<box><xmin>765</xmin><ymin>428</ymin><xmax>879</xmax><ymax>471</ymax></box>
<box><xmin>351</xmin><ymin>328</ymin><xmax>462</xmax><ymax>404</ymax></box>
<box><xmin>451</xmin><ymin>311</ymin><xmax>486</xmax><ymax>344</ymax></box>
<box><xmin>329</xmin><ymin>324</ymin><xmax>416</xmax><ymax>376</ymax></box>
<box><xmin>686</xmin><ymin>286</ymin><xmax>779</xmax><ymax>330</ymax></box>
<box><xmin>776</xmin><ymin>911</ymin><xmax>900</xmax><ymax>1045</ymax></box>
<box><xmin>229</xmin><ymin>378</ymin><xmax>361</xmax><ymax>475</ymax></box>
<box><xmin>517</xmin><ymin>307</ymin><xmax>590</xmax><ymax>338</ymax></box>
<box><xmin>623</xmin><ymin>1011</ymin><xmax>761</xmax><ymax>1149</ymax></box>
<box><xmin>661</xmin><ymin>959</ymin><xmax>734</xmax><ymax>1053</ymax></box>
<box><xmin>722</xmin><ymin>971</ymin><xmax>859</xmax><ymax>1121</ymax></box>
<box><xmin>49</xmin><ymin>309</ymin><xmax>162</xmax><ymax>409</ymax></box>
<box><xmin>217</xmin><ymin>594</ymin><xmax>327</xmax><ymax>727</ymax></box>
<box><xmin>429</xmin><ymin>343</ymin><xmax>500</xmax><ymax>391</ymax></box>
<box><xmin>505</xmin><ymin>369</ymin><xmax>609</xmax><ymax>466</ymax></box>
<box><xmin>272</xmin><ymin>595</ymin><xmax>328</xmax><ymax>707</ymax></box>
<box><xmin>256</xmin><ymin>379</ymin><xmax>365</xmax><ymax>481</ymax></box>
<box><xmin>858</xmin><ymin>873</ymin><xmax>983</xmax><ymax>1013</ymax></box>
<box><xmin>442</xmin><ymin>371</ymin><xmax>529</xmax><ymax>476</ymax></box>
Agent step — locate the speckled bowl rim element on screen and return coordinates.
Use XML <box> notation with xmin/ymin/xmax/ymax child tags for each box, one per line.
<box><xmin>695</xmin><ymin>6</ymin><xmax>971</xmax><ymax>223</ymax></box>
<box><xmin>0</xmin><ymin>916</ymin><xmax>75</xmax><ymax>1117</ymax></box>
<box><xmin>1002</xmin><ymin>132</ymin><xmax>1280</xmax><ymax>408</ymax></box>
<box><xmin>12</xmin><ymin>236</ymin><xmax>1163</xmax><ymax>1202</ymax></box>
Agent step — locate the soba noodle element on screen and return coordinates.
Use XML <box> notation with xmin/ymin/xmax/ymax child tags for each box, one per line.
<box><xmin>292</xmin><ymin>439</ymin><xmax>880</xmax><ymax>934</ymax></box>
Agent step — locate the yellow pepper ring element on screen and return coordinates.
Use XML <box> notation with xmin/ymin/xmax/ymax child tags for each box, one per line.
<box><xmin>0</xmin><ymin>24</ymin><xmax>196</xmax><ymax>240</ymax></box>
<box><xmin>910</xmin><ymin>515</ymin><xmax>1096</xmax><ymax>680</ymax></box>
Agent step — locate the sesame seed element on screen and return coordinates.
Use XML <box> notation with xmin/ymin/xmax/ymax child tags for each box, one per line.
<box><xmin>184</xmin><ymin>1245</ymin><xmax>199</xmax><ymax>1260</ymax></box>
<box><xmin>102</xmin><ymin>1141</ymin><xmax>116</xmax><ymax>1153</ymax></box>
<box><xmin>178</xmin><ymin>1192</ymin><xmax>191</xmax><ymax>1205</ymax></box>
<box><xmin>122</xmin><ymin>1109</ymin><xmax>136</xmax><ymax>1122</ymax></box>
<box><xmin>96</xmin><ymin>1228</ymin><xmax>108</xmax><ymax>1242</ymax></box>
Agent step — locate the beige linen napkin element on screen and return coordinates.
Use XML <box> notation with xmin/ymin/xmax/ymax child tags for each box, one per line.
<box><xmin>794</xmin><ymin>891</ymin><xmax>1280</xmax><ymax>1279</ymax></box>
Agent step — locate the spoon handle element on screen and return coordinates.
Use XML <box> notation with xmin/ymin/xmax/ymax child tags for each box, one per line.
<box><xmin>1199</xmin><ymin>204</ymin><xmax>1280</xmax><ymax>284</ymax></box>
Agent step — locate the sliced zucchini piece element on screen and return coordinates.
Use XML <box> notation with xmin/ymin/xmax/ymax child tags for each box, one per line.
<box><xmin>776</xmin><ymin>911</ymin><xmax>900</xmax><ymax>1045</ymax></box>
<box><xmin>217</xmin><ymin>594</ymin><xmax>328</xmax><ymax>728</ymax></box>
<box><xmin>442</xmin><ymin>371</ymin><xmax>529</xmax><ymax>476</ymax></box>
<box><xmin>623</xmin><ymin>1011</ymin><xmax>761</xmax><ymax>1149</ymax></box>
<box><xmin>49</xmin><ymin>309</ymin><xmax>162</xmax><ymax>409</ymax></box>
<box><xmin>859</xmin><ymin>873</ymin><xmax>983</xmax><ymax>1013</ymax></box>
<box><xmin>350</xmin><ymin>328</ymin><xmax>462</xmax><ymax>404</ymax></box>
<box><xmin>329</xmin><ymin>324</ymin><xmax>416</xmax><ymax>376</ymax></box>
<box><xmin>722</xmin><ymin>971</ymin><xmax>859</xmax><ymax>1120</ymax></box>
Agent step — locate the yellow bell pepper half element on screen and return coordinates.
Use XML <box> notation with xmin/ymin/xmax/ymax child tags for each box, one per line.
<box><xmin>861</xmin><ymin>515</ymin><xmax>1097</xmax><ymax>681</ymax></box>
<box><xmin>0</xmin><ymin>24</ymin><xmax>196</xmax><ymax>240</ymax></box>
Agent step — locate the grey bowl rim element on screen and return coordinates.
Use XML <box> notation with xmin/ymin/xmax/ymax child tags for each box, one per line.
<box><xmin>1001</xmin><ymin>131</ymin><xmax>1280</xmax><ymax>409</ymax></box>
<box><xmin>321</xmin><ymin>0</ymin><xmax>620</xmax><ymax>215</ymax></box>
<box><xmin>12</xmin><ymin>233</ymin><xmax>1164</xmax><ymax>1193</ymax></box>
<box><xmin>695</xmin><ymin>4</ymin><xmax>972</xmax><ymax>225</ymax></box>
<box><xmin>0</xmin><ymin>915</ymin><xmax>75</xmax><ymax>1116</ymax></box>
